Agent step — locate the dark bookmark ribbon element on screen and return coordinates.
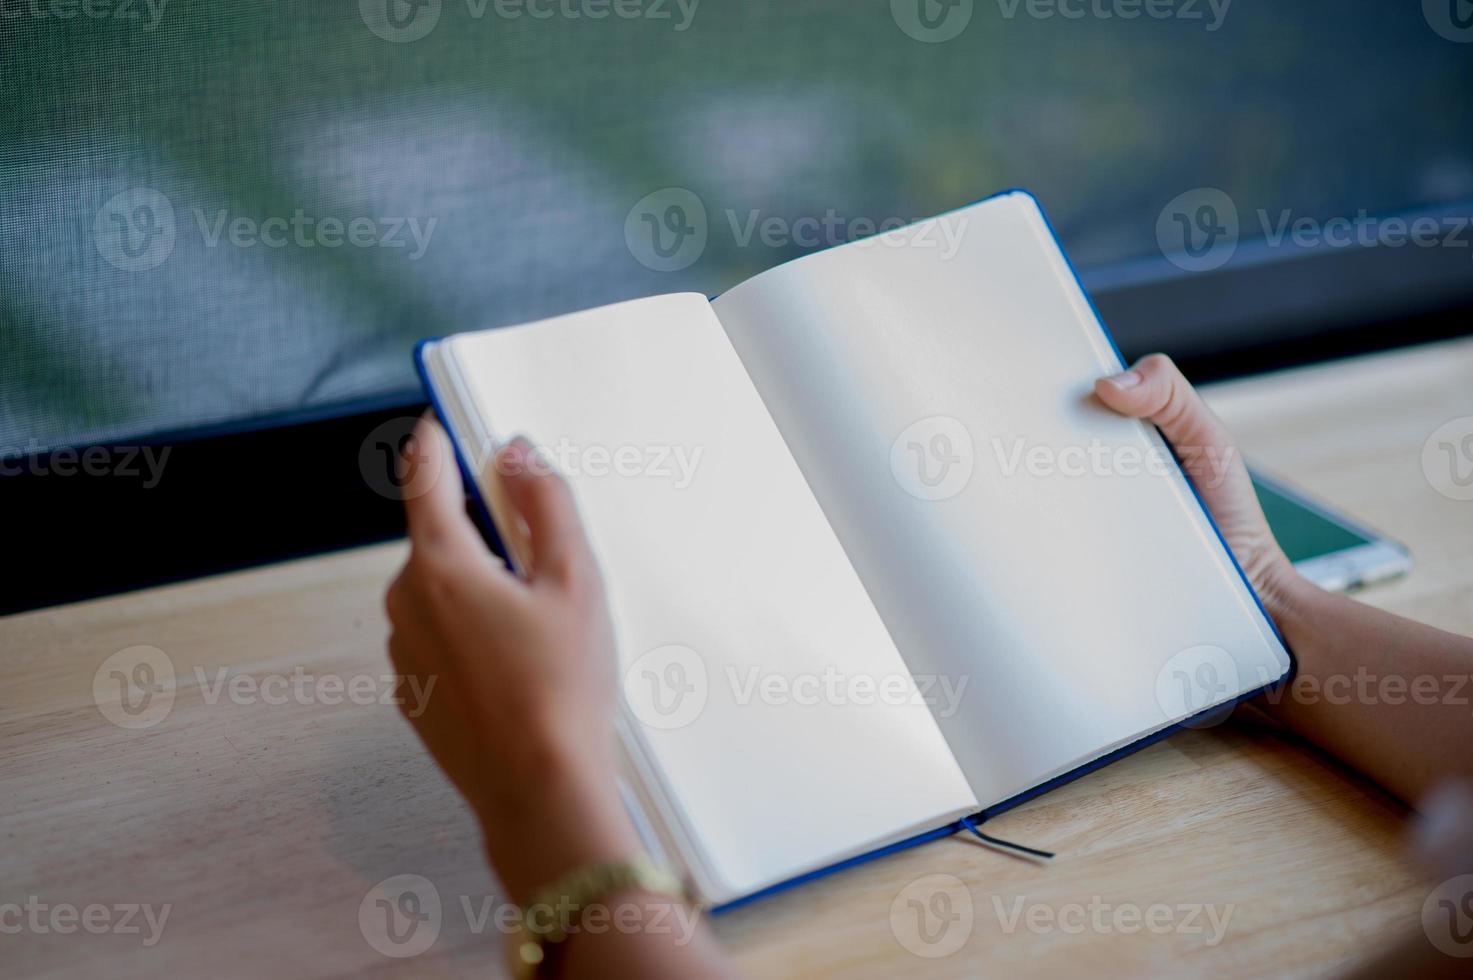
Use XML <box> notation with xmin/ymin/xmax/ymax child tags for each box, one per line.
<box><xmin>959</xmin><ymin>816</ymin><xmax>1056</xmax><ymax>860</ymax></box>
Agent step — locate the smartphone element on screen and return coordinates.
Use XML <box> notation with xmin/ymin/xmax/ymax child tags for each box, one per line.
<box><xmin>1250</xmin><ymin>469</ymin><xmax>1412</xmax><ymax>593</ymax></box>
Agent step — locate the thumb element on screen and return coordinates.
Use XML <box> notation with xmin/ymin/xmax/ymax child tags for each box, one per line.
<box><xmin>492</xmin><ymin>437</ymin><xmax>600</xmax><ymax>589</ymax></box>
<box><xmin>1094</xmin><ymin>353</ymin><xmax>1240</xmax><ymax>491</ymax></box>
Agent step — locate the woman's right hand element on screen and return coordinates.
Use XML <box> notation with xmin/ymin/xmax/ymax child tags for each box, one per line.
<box><xmin>1094</xmin><ymin>353</ymin><xmax>1310</xmax><ymax>626</ymax></box>
<box><xmin>1096</xmin><ymin>354</ymin><xmax>1473</xmax><ymax>806</ymax></box>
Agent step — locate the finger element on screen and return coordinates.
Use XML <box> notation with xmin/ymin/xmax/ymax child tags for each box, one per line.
<box><xmin>1095</xmin><ymin>354</ymin><xmax>1245</xmax><ymax>492</ymax></box>
<box><xmin>402</xmin><ymin>413</ymin><xmax>499</xmax><ymax>569</ymax></box>
<box><xmin>493</xmin><ymin>436</ymin><xmax>598</xmax><ymax>587</ymax></box>
<box><xmin>1094</xmin><ymin>353</ymin><xmax>1234</xmax><ymax>455</ymax></box>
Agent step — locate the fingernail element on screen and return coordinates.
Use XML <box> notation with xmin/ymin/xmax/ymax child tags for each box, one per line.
<box><xmin>497</xmin><ymin>436</ymin><xmax>533</xmax><ymax>468</ymax></box>
<box><xmin>1105</xmin><ymin>370</ymin><xmax>1143</xmax><ymax>390</ymax></box>
<box><xmin>402</xmin><ymin>434</ymin><xmax>418</xmax><ymax>458</ymax></box>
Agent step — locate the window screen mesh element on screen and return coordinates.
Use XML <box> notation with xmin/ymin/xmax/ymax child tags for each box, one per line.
<box><xmin>2</xmin><ymin>0</ymin><xmax>1469</xmax><ymax>450</ymax></box>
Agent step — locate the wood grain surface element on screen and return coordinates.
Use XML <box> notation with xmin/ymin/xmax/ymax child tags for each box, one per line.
<box><xmin>3</xmin><ymin>338</ymin><xmax>1471</xmax><ymax>978</ymax></box>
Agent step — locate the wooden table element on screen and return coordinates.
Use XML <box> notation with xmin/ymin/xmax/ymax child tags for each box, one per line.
<box><xmin>4</xmin><ymin>339</ymin><xmax>1471</xmax><ymax>978</ymax></box>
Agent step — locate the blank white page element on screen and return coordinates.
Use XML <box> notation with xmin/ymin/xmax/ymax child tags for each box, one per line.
<box><xmin>440</xmin><ymin>294</ymin><xmax>976</xmax><ymax>903</ymax></box>
<box><xmin>713</xmin><ymin>193</ymin><xmax>1291</xmax><ymax>808</ymax></box>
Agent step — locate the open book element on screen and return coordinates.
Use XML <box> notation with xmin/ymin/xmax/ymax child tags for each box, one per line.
<box><xmin>417</xmin><ymin>191</ymin><xmax>1293</xmax><ymax>909</ymax></box>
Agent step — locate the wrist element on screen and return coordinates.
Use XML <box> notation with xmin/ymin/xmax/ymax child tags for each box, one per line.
<box><xmin>1252</xmin><ymin>563</ymin><xmax>1335</xmax><ymax>722</ymax></box>
<box><xmin>471</xmin><ymin>723</ymin><xmax>643</xmax><ymax>903</ymax></box>
<box><xmin>1252</xmin><ymin>553</ymin><xmax>1318</xmax><ymax>641</ymax></box>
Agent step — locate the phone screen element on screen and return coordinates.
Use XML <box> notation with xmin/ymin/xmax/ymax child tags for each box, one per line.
<box><xmin>1252</xmin><ymin>478</ymin><xmax>1372</xmax><ymax>563</ymax></box>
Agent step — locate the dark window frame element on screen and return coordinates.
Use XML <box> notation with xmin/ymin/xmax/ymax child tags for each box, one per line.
<box><xmin>4</xmin><ymin>201</ymin><xmax>1472</xmax><ymax>615</ymax></box>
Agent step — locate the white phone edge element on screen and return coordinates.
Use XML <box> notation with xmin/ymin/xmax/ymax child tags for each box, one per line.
<box><xmin>1250</xmin><ymin>467</ymin><xmax>1413</xmax><ymax>592</ymax></box>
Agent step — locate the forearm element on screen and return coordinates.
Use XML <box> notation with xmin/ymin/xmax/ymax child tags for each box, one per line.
<box><xmin>472</xmin><ymin>737</ymin><xmax>644</xmax><ymax>905</ymax></box>
<box><xmin>471</xmin><ymin>734</ymin><xmax>732</xmax><ymax>979</ymax></box>
<box><xmin>1262</xmin><ymin>577</ymin><xmax>1473</xmax><ymax>804</ymax></box>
